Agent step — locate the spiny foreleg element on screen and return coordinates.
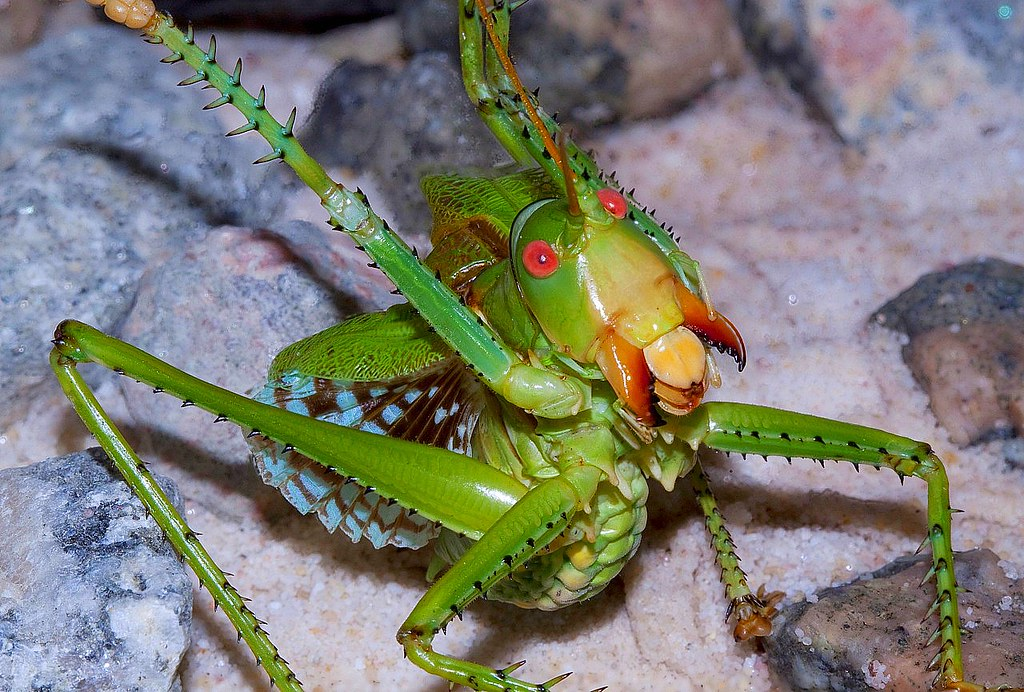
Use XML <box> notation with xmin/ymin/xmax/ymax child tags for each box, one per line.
<box><xmin>689</xmin><ymin>460</ymin><xmax>783</xmax><ymax>641</ymax></box>
<box><xmin>674</xmin><ymin>402</ymin><xmax>964</xmax><ymax>690</ymax></box>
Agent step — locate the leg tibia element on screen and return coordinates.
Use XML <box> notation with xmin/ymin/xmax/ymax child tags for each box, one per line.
<box><xmin>681</xmin><ymin>402</ymin><xmax>964</xmax><ymax>688</ymax></box>
<box><xmin>49</xmin><ymin>341</ymin><xmax>302</xmax><ymax>690</ymax></box>
<box><xmin>398</xmin><ymin>466</ymin><xmax>602</xmax><ymax>691</ymax></box>
<box><xmin>690</xmin><ymin>461</ymin><xmax>782</xmax><ymax>640</ymax></box>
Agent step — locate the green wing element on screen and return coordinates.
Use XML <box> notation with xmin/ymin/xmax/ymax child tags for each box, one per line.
<box><xmin>268</xmin><ymin>303</ymin><xmax>451</xmax><ymax>381</ymax></box>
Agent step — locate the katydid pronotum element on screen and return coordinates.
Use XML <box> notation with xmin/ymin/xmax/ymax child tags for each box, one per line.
<box><xmin>47</xmin><ymin>0</ymin><xmax>999</xmax><ymax>690</ymax></box>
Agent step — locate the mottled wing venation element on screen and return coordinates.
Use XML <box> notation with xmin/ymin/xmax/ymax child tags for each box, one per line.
<box><xmin>248</xmin><ymin>358</ymin><xmax>489</xmax><ymax>549</ymax></box>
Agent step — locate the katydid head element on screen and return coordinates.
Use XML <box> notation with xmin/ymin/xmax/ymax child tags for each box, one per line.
<box><xmin>510</xmin><ymin>185</ymin><xmax>745</xmax><ymax>426</ymax></box>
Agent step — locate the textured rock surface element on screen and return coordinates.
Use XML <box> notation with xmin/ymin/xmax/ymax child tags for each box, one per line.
<box><xmin>399</xmin><ymin>0</ymin><xmax>747</xmax><ymax>124</ymax></box>
<box><xmin>1</xmin><ymin>3</ymin><xmax>1022</xmax><ymax>691</ymax></box>
<box><xmin>873</xmin><ymin>259</ymin><xmax>1024</xmax><ymax>446</ymax></box>
<box><xmin>766</xmin><ymin>549</ymin><xmax>1024</xmax><ymax>690</ymax></box>
<box><xmin>0</xmin><ymin>25</ymin><xmax>279</xmax><ymax>429</ymax></box>
<box><xmin>736</xmin><ymin>0</ymin><xmax>1024</xmax><ymax>143</ymax></box>
<box><xmin>0</xmin><ymin>449</ymin><xmax>191</xmax><ymax>691</ymax></box>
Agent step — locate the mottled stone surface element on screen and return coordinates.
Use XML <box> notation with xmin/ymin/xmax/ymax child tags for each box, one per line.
<box><xmin>0</xmin><ymin>449</ymin><xmax>191</xmax><ymax>691</ymax></box>
<box><xmin>873</xmin><ymin>259</ymin><xmax>1024</xmax><ymax>446</ymax></box>
<box><xmin>0</xmin><ymin>25</ymin><xmax>280</xmax><ymax>429</ymax></box>
<box><xmin>303</xmin><ymin>52</ymin><xmax>510</xmax><ymax>243</ymax></box>
<box><xmin>736</xmin><ymin>0</ymin><xmax>1023</xmax><ymax>143</ymax></box>
<box><xmin>1</xmin><ymin>3</ymin><xmax>1022</xmax><ymax>691</ymax></box>
<box><xmin>766</xmin><ymin>549</ymin><xmax>1024</xmax><ymax>690</ymax></box>
<box><xmin>400</xmin><ymin>0</ymin><xmax>747</xmax><ymax>124</ymax></box>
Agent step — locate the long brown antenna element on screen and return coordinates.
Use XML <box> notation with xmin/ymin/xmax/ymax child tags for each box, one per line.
<box><xmin>475</xmin><ymin>0</ymin><xmax>563</xmax><ymax>170</ymax></box>
<box><xmin>558</xmin><ymin>133</ymin><xmax>580</xmax><ymax>216</ymax></box>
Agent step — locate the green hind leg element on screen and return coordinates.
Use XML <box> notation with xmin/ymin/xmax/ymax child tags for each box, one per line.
<box><xmin>675</xmin><ymin>402</ymin><xmax>965</xmax><ymax>689</ymax></box>
<box><xmin>49</xmin><ymin>319</ymin><xmax>566</xmax><ymax>690</ymax></box>
<box><xmin>50</xmin><ymin>324</ymin><xmax>303</xmax><ymax>691</ymax></box>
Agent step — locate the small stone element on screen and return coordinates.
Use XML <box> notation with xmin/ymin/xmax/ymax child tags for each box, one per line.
<box><xmin>735</xmin><ymin>0</ymin><xmax>1022</xmax><ymax>143</ymax></box>
<box><xmin>399</xmin><ymin>0</ymin><xmax>746</xmax><ymax>124</ymax></box>
<box><xmin>302</xmin><ymin>53</ymin><xmax>510</xmax><ymax>242</ymax></box>
<box><xmin>872</xmin><ymin>258</ymin><xmax>1024</xmax><ymax>447</ymax></box>
<box><xmin>765</xmin><ymin>549</ymin><xmax>1024</xmax><ymax>691</ymax></box>
<box><xmin>0</xmin><ymin>449</ymin><xmax>192</xmax><ymax>692</ymax></box>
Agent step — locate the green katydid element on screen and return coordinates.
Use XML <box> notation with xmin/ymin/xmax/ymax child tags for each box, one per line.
<box><xmin>49</xmin><ymin>0</ymin><xmax>995</xmax><ymax>690</ymax></box>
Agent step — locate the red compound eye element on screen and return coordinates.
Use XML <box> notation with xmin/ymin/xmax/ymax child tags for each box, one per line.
<box><xmin>521</xmin><ymin>239</ymin><xmax>559</xmax><ymax>278</ymax></box>
<box><xmin>597</xmin><ymin>188</ymin><xmax>628</xmax><ymax>219</ymax></box>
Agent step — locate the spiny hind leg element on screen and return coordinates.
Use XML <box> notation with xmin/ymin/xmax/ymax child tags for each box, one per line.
<box><xmin>689</xmin><ymin>459</ymin><xmax>783</xmax><ymax>641</ymax></box>
<box><xmin>50</xmin><ymin>320</ymin><xmax>302</xmax><ymax>690</ymax></box>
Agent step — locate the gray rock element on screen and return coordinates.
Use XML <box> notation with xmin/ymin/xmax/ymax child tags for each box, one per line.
<box><xmin>766</xmin><ymin>548</ymin><xmax>1024</xmax><ymax>691</ymax></box>
<box><xmin>303</xmin><ymin>52</ymin><xmax>511</xmax><ymax>243</ymax></box>
<box><xmin>734</xmin><ymin>0</ymin><xmax>1024</xmax><ymax>143</ymax></box>
<box><xmin>399</xmin><ymin>0</ymin><xmax>747</xmax><ymax>124</ymax></box>
<box><xmin>0</xmin><ymin>449</ymin><xmax>192</xmax><ymax>692</ymax></box>
<box><xmin>0</xmin><ymin>25</ymin><xmax>286</xmax><ymax>427</ymax></box>
<box><xmin>116</xmin><ymin>221</ymin><xmax>393</xmax><ymax>502</ymax></box>
<box><xmin>872</xmin><ymin>258</ymin><xmax>1024</xmax><ymax>447</ymax></box>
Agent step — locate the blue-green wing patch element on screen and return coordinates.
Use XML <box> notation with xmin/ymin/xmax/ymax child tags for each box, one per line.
<box><xmin>248</xmin><ymin>356</ymin><xmax>488</xmax><ymax>549</ymax></box>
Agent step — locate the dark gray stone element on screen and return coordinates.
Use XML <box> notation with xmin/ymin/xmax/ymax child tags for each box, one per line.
<box><xmin>0</xmin><ymin>449</ymin><xmax>192</xmax><ymax>692</ymax></box>
<box><xmin>766</xmin><ymin>549</ymin><xmax>1024</xmax><ymax>691</ymax></box>
<box><xmin>872</xmin><ymin>258</ymin><xmax>1024</xmax><ymax>337</ymax></box>
<box><xmin>872</xmin><ymin>258</ymin><xmax>1024</xmax><ymax>447</ymax></box>
<box><xmin>303</xmin><ymin>52</ymin><xmax>511</xmax><ymax>243</ymax></box>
